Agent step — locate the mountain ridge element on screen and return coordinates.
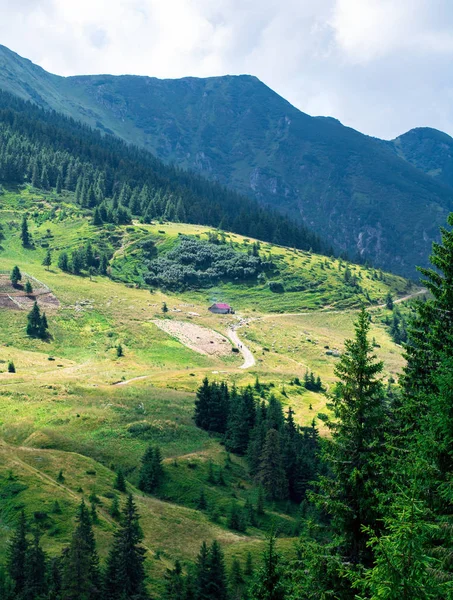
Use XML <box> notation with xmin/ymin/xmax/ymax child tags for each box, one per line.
<box><xmin>1</xmin><ymin>44</ymin><xmax>452</xmax><ymax>277</ymax></box>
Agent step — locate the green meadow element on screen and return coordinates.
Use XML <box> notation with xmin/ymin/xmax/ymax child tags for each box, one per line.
<box><xmin>0</xmin><ymin>186</ymin><xmax>419</xmax><ymax>592</ymax></box>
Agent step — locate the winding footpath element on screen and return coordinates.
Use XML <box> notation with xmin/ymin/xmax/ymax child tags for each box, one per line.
<box><xmin>227</xmin><ymin>325</ymin><xmax>256</xmax><ymax>369</ymax></box>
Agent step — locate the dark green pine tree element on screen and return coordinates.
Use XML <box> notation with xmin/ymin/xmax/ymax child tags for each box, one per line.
<box><xmin>248</xmin><ymin>532</ymin><xmax>287</xmax><ymax>600</ymax></box>
<box><xmin>313</xmin><ymin>308</ymin><xmax>387</xmax><ymax>571</ymax></box>
<box><xmin>104</xmin><ymin>494</ymin><xmax>149</xmax><ymax>600</ymax></box>
<box><xmin>402</xmin><ymin>214</ymin><xmax>453</xmax><ymax>427</ymax></box>
<box><xmin>194</xmin><ymin>377</ymin><xmax>212</xmax><ymax>430</ymax></box>
<box><xmin>138</xmin><ymin>445</ymin><xmax>164</xmax><ymax>494</ymax></box>
<box><xmin>114</xmin><ymin>468</ymin><xmax>127</xmax><ymax>493</ymax></box>
<box><xmin>39</xmin><ymin>312</ymin><xmax>49</xmax><ymax>339</ymax></box>
<box><xmin>58</xmin><ymin>251</ymin><xmax>69</xmax><ymax>272</ymax></box>
<box><xmin>23</xmin><ymin>529</ymin><xmax>47</xmax><ymax>600</ymax></box>
<box><xmin>47</xmin><ymin>557</ymin><xmax>62</xmax><ymax>600</ymax></box>
<box><xmin>257</xmin><ymin>428</ymin><xmax>288</xmax><ymax>500</ymax></box>
<box><xmin>26</xmin><ymin>302</ymin><xmax>41</xmax><ymax>337</ymax></box>
<box><xmin>247</xmin><ymin>402</ymin><xmax>267</xmax><ymax>477</ymax></box>
<box><xmin>10</xmin><ymin>265</ymin><xmax>21</xmax><ymax>286</ymax></box>
<box><xmin>26</xmin><ymin>301</ymin><xmax>48</xmax><ymax>339</ymax></box>
<box><xmin>206</xmin><ymin>541</ymin><xmax>228</xmax><ymax>600</ymax></box>
<box><xmin>21</xmin><ymin>215</ymin><xmax>30</xmax><ymax>247</ymax></box>
<box><xmin>225</xmin><ymin>386</ymin><xmax>256</xmax><ymax>455</ymax></box>
<box><xmin>163</xmin><ymin>560</ymin><xmax>185</xmax><ymax>600</ymax></box>
<box><xmin>390</xmin><ymin>217</ymin><xmax>453</xmax><ymax>585</ymax></box>
<box><xmin>229</xmin><ymin>558</ymin><xmax>245</xmax><ymax>600</ymax></box>
<box><xmin>92</xmin><ymin>207</ymin><xmax>103</xmax><ymax>226</ymax></box>
<box><xmin>61</xmin><ymin>500</ymin><xmax>102</xmax><ymax>600</ymax></box>
<box><xmin>6</xmin><ymin>510</ymin><xmax>29</xmax><ymax>599</ymax></box>
<box><xmin>195</xmin><ymin>542</ymin><xmax>211</xmax><ymax>600</ymax></box>
<box><xmin>55</xmin><ymin>172</ymin><xmax>63</xmax><ymax>194</ymax></box>
<box><xmin>208</xmin><ymin>382</ymin><xmax>229</xmax><ymax>434</ymax></box>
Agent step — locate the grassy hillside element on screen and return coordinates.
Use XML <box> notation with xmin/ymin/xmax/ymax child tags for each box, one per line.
<box><xmin>1</xmin><ymin>44</ymin><xmax>452</xmax><ymax>277</ymax></box>
<box><xmin>0</xmin><ymin>186</ymin><xmax>420</xmax><ymax>594</ymax></box>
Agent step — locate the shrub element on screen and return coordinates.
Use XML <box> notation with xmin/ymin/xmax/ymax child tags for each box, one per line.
<box><xmin>268</xmin><ymin>280</ymin><xmax>285</xmax><ymax>293</ymax></box>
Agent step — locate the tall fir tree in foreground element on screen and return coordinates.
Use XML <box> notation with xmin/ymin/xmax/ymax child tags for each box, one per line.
<box><xmin>385</xmin><ymin>213</ymin><xmax>453</xmax><ymax>590</ymax></box>
<box><xmin>302</xmin><ymin>308</ymin><xmax>387</xmax><ymax>599</ymax></box>
<box><xmin>104</xmin><ymin>494</ymin><xmax>149</xmax><ymax>600</ymax></box>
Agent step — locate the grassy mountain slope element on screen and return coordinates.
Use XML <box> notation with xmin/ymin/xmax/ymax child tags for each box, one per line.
<box><xmin>0</xmin><ymin>184</ymin><xmax>418</xmax><ymax>591</ymax></box>
<box><xmin>1</xmin><ymin>44</ymin><xmax>451</xmax><ymax>277</ymax></box>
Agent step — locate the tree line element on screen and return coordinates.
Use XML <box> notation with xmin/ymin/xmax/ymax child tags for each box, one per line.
<box><xmin>0</xmin><ymin>495</ymin><xmax>148</xmax><ymax>600</ymax></box>
<box><xmin>194</xmin><ymin>380</ymin><xmax>321</xmax><ymax>504</ymax></box>
<box><xmin>0</xmin><ymin>89</ymin><xmax>326</xmax><ymax>255</ymax></box>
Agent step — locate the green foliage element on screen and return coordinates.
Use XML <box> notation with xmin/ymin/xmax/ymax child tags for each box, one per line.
<box><xmin>7</xmin><ymin>360</ymin><xmax>15</xmax><ymax>373</ymax></box>
<box><xmin>138</xmin><ymin>445</ymin><xmax>164</xmax><ymax>494</ymax></box>
<box><xmin>104</xmin><ymin>495</ymin><xmax>149</xmax><ymax>600</ymax></box>
<box><xmin>249</xmin><ymin>532</ymin><xmax>287</xmax><ymax>600</ymax></box>
<box><xmin>0</xmin><ymin>88</ymin><xmax>324</xmax><ymax>256</ymax></box>
<box><xmin>26</xmin><ymin>301</ymin><xmax>49</xmax><ymax>339</ymax></box>
<box><xmin>42</xmin><ymin>248</ymin><xmax>52</xmax><ymax>270</ymax></box>
<box><xmin>309</xmin><ymin>307</ymin><xmax>388</xmax><ymax>595</ymax></box>
<box><xmin>113</xmin><ymin>469</ymin><xmax>127</xmax><ymax>493</ymax></box>
<box><xmin>20</xmin><ymin>216</ymin><xmax>30</xmax><ymax>247</ymax></box>
<box><xmin>10</xmin><ymin>265</ymin><xmax>21</xmax><ymax>286</ymax></box>
<box><xmin>144</xmin><ymin>236</ymin><xmax>266</xmax><ymax>291</ymax></box>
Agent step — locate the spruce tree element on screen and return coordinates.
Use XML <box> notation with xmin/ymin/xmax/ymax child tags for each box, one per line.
<box><xmin>42</xmin><ymin>249</ymin><xmax>52</xmax><ymax>270</ymax></box>
<box><xmin>110</xmin><ymin>495</ymin><xmax>120</xmax><ymax>519</ymax></box>
<box><xmin>6</xmin><ymin>510</ymin><xmax>29</xmax><ymax>598</ymax></box>
<box><xmin>249</xmin><ymin>532</ymin><xmax>287</xmax><ymax>600</ymax></box>
<box><xmin>23</xmin><ymin>529</ymin><xmax>47</xmax><ymax>600</ymax></box>
<box><xmin>163</xmin><ymin>560</ymin><xmax>185</xmax><ymax>600</ymax></box>
<box><xmin>257</xmin><ymin>429</ymin><xmax>288</xmax><ymax>500</ymax></box>
<box><xmin>229</xmin><ymin>558</ymin><xmax>245</xmax><ymax>600</ymax></box>
<box><xmin>194</xmin><ymin>377</ymin><xmax>212</xmax><ymax>430</ymax></box>
<box><xmin>10</xmin><ymin>265</ymin><xmax>21</xmax><ymax>286</ymax></box>
<box><xmin>206</xmin><ymin>541</ymin><xmax>228</xmax><ymax>600</ymax></box>
<box><xmin>26</xmin><ymin>302</ymin><xmax>42</xmax><ymax>337</ymax></box>
<box><xmin>104</xmin><ymin>494</ymin><xmax>149</xmax><ymax>600</ymax></box>
<box><xmin>58</xmin><ymin>251</ymin><xmax>69</xmax><ymax>271</ymax></box>
<box><xmin>25</xmin><ymin>280</ymin><xmax>33</xmax><ymax>294</ymax></box>
<box><xmin>114</xmin><ymin>468</ymin><xmax>127</xmax><ymax>493</ymax></box>
<box><xmin>21</xmin><ymin>216</ymin><xmax>30</xmax><ymax>247</ymax></box>
<box><xmin>313</xmin><ymin>308</ymin><xmax>387</xmax><ymax>571</ymax></box>
<box><xmin>61</xmin><ymin>500</ymin><xmax>101</xmax><ymax>600</ymax></box>
<box><xmin>138</xmin><ymin>445</ymin><xmax>164</xmax><ymax>494</ymax></box>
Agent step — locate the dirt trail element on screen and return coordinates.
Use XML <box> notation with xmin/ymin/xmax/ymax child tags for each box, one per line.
<box><xmin>260</xmin><ymin>288</ymin><xmax>427</xmax><ymax>320</ymax></box>
<box><xmin>114</xmin><ymin>375</ymin><xmax>150</xmax><ymax>386</ymax></box>
<box><xmin>227</xmin><ymin>325</ymin><xmax>256</xmax><ymax>369</ymax></box>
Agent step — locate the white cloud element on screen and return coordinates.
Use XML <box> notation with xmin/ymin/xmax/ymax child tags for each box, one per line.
<box><xmin>1</xmin><ymin>0</ymin><xmax>453</xmax><ymax>138</ymax></box>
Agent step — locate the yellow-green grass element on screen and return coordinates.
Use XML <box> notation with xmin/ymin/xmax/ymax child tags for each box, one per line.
<box><xmin>0</xmin><ymin>439</ymin><xmax>287</xmax><ymax>597</ymax></box>
<box><xmin>0</xmin><ymin>187</ymin><xmax>416</xmax><ymax>589</ymax></box>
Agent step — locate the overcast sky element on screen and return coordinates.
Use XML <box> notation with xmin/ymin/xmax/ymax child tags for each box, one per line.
<box><xmin>1</xmin><ymin>0</ymin><xmax>453</xmax><ymax>139</ymax></box>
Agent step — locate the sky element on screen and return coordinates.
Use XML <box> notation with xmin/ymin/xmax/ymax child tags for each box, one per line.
<box><xmin>1</xmin><ymin>0</ymin><xmax>453</xmax><ymax>139</ymax></box>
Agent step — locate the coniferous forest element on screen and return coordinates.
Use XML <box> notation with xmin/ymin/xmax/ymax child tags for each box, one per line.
<box><xmin>1</xmin><ymin>214</ymin><xmax>453</xmax><ymax>598</ymax></box>
<box><xmin>0</xmin><ymin>54</ymin><xmax>453</xmax><ymax>600</ymax></box>
<box><xmin>0</xmin><ymin>90</ymin><xmax>325</xmax><ymax>255</ymax></box>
